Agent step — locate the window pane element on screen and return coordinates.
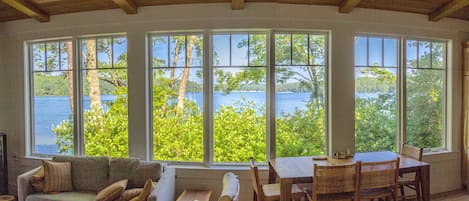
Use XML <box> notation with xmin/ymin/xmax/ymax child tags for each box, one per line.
<box><xmin>81</xmin><ymin>37</ymin><xmax>129</xmax><ymax>157</ymax></box>
<box><xmin>383</xmin><ymin>38</ymin><xmax>398</xmax><ymax>67</ymax></box>
<box><xmin>213</xmin><ymin>33</ymin><xmax>267</xmax><ymax>163</ymax></box>
<box><xmin>213</xmin><ymin>34</ymin><xmax>230</xmax><ymax>66</ymax></box>
<box><xmin>355</xmin><ymin>36</ymin><xmax>398</xmax><ymax>152</ymax></box>
<box><xmin>418</xmin><ymin>41</ymin><xmax>431</xmax><ymax>68</ymax></box>
<box><xmin>31</xmin><ymin>40</ymin><xmax>74</xmax><ymax>155</ymax></box>
<box><xmin>355</xmin><ymin>36</ymin><xmax>367</xmax><ymax>66</ymax></box>
<box><xmin>97</xmin><ymin>38</ymin><xmax>112</xmax><ymax>68</ymax></box>
<box><xmin>432</xmin><ymin>42</ymin><xmax>445</xmax><ymax>68</ymax></box>
<box><xmin>406</xmin><ymin>40</ymin><xmax>417</xmax><ymax>68</ymax></box>
<box><xmin>275</xmin><ymin>33</ymin><xmax>327</xmax><ymax>157</ymax></box>
<box><xmin>231</xmin><ymin>34</ymin><xmax>249</xmax><ymax>66</ymax></box>
<box><xmin>249</xmin><ymin>34</ymin><xmax>267</xmax><ymax>66</ymax></box>
<box><xmin>114</xmin><ymin>37</ymin><xmax>128</xmax><ymax>68</ymax></box>
<box><xmin>170</xmin><ymin>35</ymin><xmax>186</xmax><ymax>67</ymax></box>
<box><xmin>292</xmin><ymin>34</ymin><xmax>308</xmax><ymax>65</ymax></box>
<box><xmin>310</xmin><ymin>34</ymin><xmax>326</xmax><ymax>66</ymax></box>
<box><xmin>275</xmin><ymin>34</ymin><xmax>291</xmax><ymax>65</ymax></box>
<box><xmin>152</xmin><ymin>36</ymin><xmax>169</xmax><ymax>67</ymax></box>
<box><xmin>369</xmin><ymin>37</ymin><xmax>382</xmax><ymax>67</ymax></box>
<box><xmin>60</xmin><ymin>41</ymin><xmax>72</xmax><ymax>70</ymax></box>
<box><xmin>151</xmin><ymin>34</ymin><xmax>204</xmax><ymax>162</ymax></box>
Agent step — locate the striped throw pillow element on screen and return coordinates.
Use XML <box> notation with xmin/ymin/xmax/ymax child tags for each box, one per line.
<box><xmin>42</xmin><ymin>160</ymin><xmax>73</xmax><ymax>193</ymax></box>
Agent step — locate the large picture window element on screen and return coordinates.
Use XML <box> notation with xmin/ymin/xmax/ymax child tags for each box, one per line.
<box><xmin>28</xmin><ymin>35</ymin><xmax>128</xmax><ymax>157</ymax></box>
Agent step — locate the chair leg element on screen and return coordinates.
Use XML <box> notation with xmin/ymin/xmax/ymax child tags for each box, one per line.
<box><xmin>415</xmin><ymin>183</ymin><xmax>422</xmax><ymax>201</ymax></box>
<box><xmin>399</xmin><ymin>184</ymin><xmax>406</xmax><ymax>201</ymax></box>
<box><xmin>253</xmin><ymin>191</ymin><xmax>257</xmax><ymax>201</ymax></box>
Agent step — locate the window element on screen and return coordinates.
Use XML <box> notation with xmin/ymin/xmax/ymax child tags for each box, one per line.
<box><xmin>150</xmin><ymin>33</ymin><xmax>204</xmax><ymax>162</ymax></box>
<box><xmin>28</xmin><ymin>35</ymin><xmax>128</xmax><ymax>157</ymax></box>
<box><xmin>275</xmin><ymin>33</ymin><xmax>328</xmax><ymax>156</ymax></box>
<box><xmin>149</xmin><ymin>30</ymin><xmax>328</xmax><ymax>164</ymax></box>
<box><xmin>405</xmin><ymin>39</ymin><xmax>446</xmax><ymax>150</ymax></box>
<box><xmin>30</xmin><ymin>40</ymin><xmax>74</xmax><ymax>155</ymax></box>
<box><xmin>354</xmin><ymin>35</ymin><xmax>398</xmax><ymax>152</ymax></box>
<box><xmin>354</xmin><ymin>35</ymin><xmax>448</xmax><ymax>152</ymax></box>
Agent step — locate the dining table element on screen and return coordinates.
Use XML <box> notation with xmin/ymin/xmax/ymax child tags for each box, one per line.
<box><xmin>268</xmin><ymin>151</ymin><xmax>430</xmax><ymax>201</ymax></box>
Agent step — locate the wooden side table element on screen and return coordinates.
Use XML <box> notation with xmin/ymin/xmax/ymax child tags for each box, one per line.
<box><xmin>176</xmin><ymin>189</ymin><xmax>212</xmax><ymax>201</ymax></box>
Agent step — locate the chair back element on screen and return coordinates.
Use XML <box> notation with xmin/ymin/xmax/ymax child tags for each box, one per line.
<box><xmin>218</xmin><ymin>172</ymin><xmax>240</xmax><ymax>201</ymax></box>
<box><xmin>249</xmin><ymin>157</ymin><xmax>264</xmax><ymax>201</ymax></box>
<box><xmin>312</xmin><ymin>162</ymin><xmax>361</xmax><ymax>201</ymax></box>
<box><xmin>360</xmin><ymin>158</ymin><xmax>400</xmax><ymax>190</ymax></box>
<box><xmin>401</xmin><ymin>144</ymin><xmax>423</xmax><ymax>161</ymax></box>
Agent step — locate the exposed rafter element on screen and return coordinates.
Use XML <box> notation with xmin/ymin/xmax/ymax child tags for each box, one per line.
<box><xmin>232</xmin><ymin>0</ymin><xmax>245</xmax><ymax>10</ymax></box>
<box><xmin>113</xmin><ymin>0</ymin><xmax>138</xmax><ymax>14</ymax></box>
<box><xmin>429</xmin><ymin>0</ymin><xmax>469</xmax><ymax>21</ymax></box>
<box><xmin>2</xmin><ymin>0</ymin><xmax>49</xmax><ymax>22</ymax></box>
<box><xmin>339</xmin><ymin>0</ymin><xmax>361</xmax><ymax>13</ymax></box>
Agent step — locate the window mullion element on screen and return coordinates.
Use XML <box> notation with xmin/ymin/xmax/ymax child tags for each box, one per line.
<box><xmin>267</xmin><ymin>30</ymin><xmax>275</xmax><ymax>160</ymax></box>
<box><xmin>204</xmin><ymin>31</ymin><xmax>213</xmax><ymax>166</ymax></box>
<box><xmin>73</xmin><ymin>38</ymin><xmax>84</xmax><ymax>155</ymax></box>
<box><xmin>400</xmin><ymin>38</ymin><xmax>407</xmax><ymax>149</ymax></box>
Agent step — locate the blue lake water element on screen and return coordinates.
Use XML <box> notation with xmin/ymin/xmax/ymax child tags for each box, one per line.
<box><xmin>34</xmin><ymin>92</ymin><xmax>377</xmax><ymax>154</ymax></box>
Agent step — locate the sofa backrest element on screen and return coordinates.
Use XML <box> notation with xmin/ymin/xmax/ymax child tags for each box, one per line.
<box><xmin>52</xmin><ymin>155</ymin><xmax>109</xmax><ymax>192</ymax></box>
<box><xmin>128</xmin><ymin>161</ymin><xmax>163</xmax><ymax>188</ymax></box>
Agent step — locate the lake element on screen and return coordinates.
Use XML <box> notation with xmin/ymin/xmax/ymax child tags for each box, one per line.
<box><xmin>34</xmin><ymin>92</ymin><xmax>378</xmax><ymax>154</ymax></box>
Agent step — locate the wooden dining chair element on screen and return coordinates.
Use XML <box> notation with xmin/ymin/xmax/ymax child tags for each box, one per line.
<box><xmin>360</xmin><ymin>158</ymin><xmax>400</xmax><ymax>201</ymax></box>
<box><xmin>399</xmin><ymin>144</ymin><xmax>423</xmax><ymax>201</ymax></box>
<box><xmin>249</xmin><ymin>157</ymin><xmax>304</xmax><ymax>201</ymax></box>
<box><xmin>306</xmin><ymin>162</ymin><xmax>361</xmax><ymax>201</ymax></box>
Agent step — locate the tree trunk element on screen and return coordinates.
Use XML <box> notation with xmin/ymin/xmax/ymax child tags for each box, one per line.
<box><xmin>176</xmin><ymin>36</ymin><xmax>196</xmax><ymax>114</ymax></box>
<box><xmin>66</xmin><ymin>41</ymin><xmax>74</xmax><ymax>112</ymax></box>
<box><xmin>170</xmin><ymin>41</ymin><xmax>182</xmax><ymax>88</ymax></box>
<box><xmin>85</xmin><ymin>40</ymin><xmax>102</xmax><ymax>112</ymax></box>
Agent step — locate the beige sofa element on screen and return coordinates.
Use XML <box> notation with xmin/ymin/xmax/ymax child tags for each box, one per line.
<box><xmin>17</xmin><ymin>156</ymin><xmax>175</xmax><ymax>201</ymax></box>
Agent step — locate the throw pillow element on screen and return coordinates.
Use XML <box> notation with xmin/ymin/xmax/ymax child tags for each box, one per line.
<box><xmin>129</xmin><ymin>179</ymin><xmax>154</xmax><ymax>201</ymax></box>
<box><xmin>42</xmin><ymin>160</ymin><xmax>73</xmax><ymax>193</ymax></box>
<box><xmin>31</xmin><ymin>166</ymin><xmax>44</xmax><ymax>192</ymax></box>
<box><xmin>121</xmin><ymin>188</ymin><xmax>143</xmax><ymax>201</ymax></box>
<box><xmin>95</xmin><ymin>179</ymin><xmax>128</xmax><ymax>201</ymax></box>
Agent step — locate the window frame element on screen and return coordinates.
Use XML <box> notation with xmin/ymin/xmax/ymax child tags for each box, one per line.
<box><xmin>27</xmin><ymin>33</ymin><xmax>128</xmax><ymax>157</ymax></box>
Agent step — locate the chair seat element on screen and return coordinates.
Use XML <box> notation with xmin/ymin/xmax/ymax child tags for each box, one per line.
<box><xmin>262</xmin><ymin>183</ymin><xmax>304</xmax><ymax>199</ymax></box>
<box><xmin>360</xmin><ymin>187</ymin><xmax>394</xmax><ymax>199</ymax></box>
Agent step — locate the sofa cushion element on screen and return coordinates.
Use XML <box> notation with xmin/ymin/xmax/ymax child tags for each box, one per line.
<box><xmin>25</xmin><ymin>191</ymin><xmax>96</xmax><ymax>201</ymax></box>
<box><xmin>52</xmin><ymin>156</ymin><xmax>109</xmax><ymax>192</ymax></box>
<box><xmin>122</xmin><ymin>188</ymin><xmax>143</xmax><ymax>201</ymax></box>
<box><xmin>109</xmin><ymin>158</ymin><xmax>139</xmax><ymax>184</ymax></box>
<box><xmin>96</xmin><ymin>179</ymin><xmax>128</xmax><ymax>201</ymax></box>
<box><xmin>129</xmin><ymin>161</ymin><xmax>162</xmax><ymax>188</ymax></box>
<box><xmin>42</xmin><ymin>160</ymin><xmax>73</xmax><ymax>193</ymax></box>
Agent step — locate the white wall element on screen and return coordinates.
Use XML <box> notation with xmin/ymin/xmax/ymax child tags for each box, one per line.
<box><xmin>0</xmin><ymin>3</ymin><xmax>467</xmax><ymax>200</ymax></box>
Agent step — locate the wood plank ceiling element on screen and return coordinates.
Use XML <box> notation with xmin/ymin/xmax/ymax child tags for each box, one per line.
<box><xmin>0</xmin><ymin>0</ymin><xmax>469</xmax><ymax>23</ymax></box>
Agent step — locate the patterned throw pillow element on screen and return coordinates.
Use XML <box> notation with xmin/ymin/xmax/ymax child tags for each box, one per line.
<box><xmin>129</xmin><ymin>179</ymin><xmax>154</xmax><ymax>201</ymax></box>
<box><xmin>42</xmin><ymin>160</ymin><xmax>73</xmax><ymax>193</ymax></box>
<box><xmin>95</xmin><ymin>179</ymin><xmax>128</xmax><ymax>201</ymax></box>
<box><xmin>31</xmin><ymin>166</ymin><xmax>44</xmax><ymax>192</ymax></box>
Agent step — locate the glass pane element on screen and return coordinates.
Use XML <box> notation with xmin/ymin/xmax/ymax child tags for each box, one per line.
<box><xmin>113</xmin><ymin>37</ymin><xmax>127</xmax><ymax>68</ymax></box>
<box><xmin>213</xmin><ymin>67</ymin><xmax>266</xmax><ymax>163</ymax></box>
<box><xmin>231</xmin><ymin>34</ymin><xmax>248</xmax><ymax>66</ymax></box>
<box><xmin>33</xmin><ymin>71</ymin><xmax>74</xmax><ymax>155</ymax></box>
<box><xmin>292</xmin><ymin>34</ymin><xmax>308</xmax><ymax>65</ymax></box>
<box><xmin>32</xmin><ymin>43</ymin><xmax>46</xmax><ymax>71</ymax></box>
<box><xmin>275</xmin><ymin>66</ymin><xmax>326</xmax><ymax>156</ymax></box>
<box><xmin>406</xmin><ymin>68</ymin><xmax>444</xmax><ymax>149</ymax></box>
<box><xmin>59</xmin><ymin>41</ymin><xmax>72</xmax><ymax>70</ymax></box>
<box><xmin>406</xmin><ymin>40</ymin><xmax>417</xmax><ymax>68</ymax></box>
<box><xmin>46</xmin><ymin>42</ymin><xmax>59</xmax><ymax>71</ymax></box>
<box><xmin>355</xmin><ymin>67</ymin><xmax>397</xmax><ymax>152</ymax></box>
<box><xmin>170</xmin><ymin>35</ymin><xmax>186</xmax><ymax>67</ymax></box>
<box><xmin>187</xmin><ymin>34</ymin><xmax>203</xmax><ymax>67</ymax></box>
<box><xmin>418</xmin><ymin>41</ymin><xmax>431</xmax><ymax>68</ymax></box>
<box><xmin>432</xmin><ymin>42</ymin><xmax>445</xmax><ymax>68</ymax></box>
<box><xmin>213</xmin><ymin>34</ymin><xmax>230</xmax><ymax>66</ymax></box>
<box><xmin>97</xmin><ymin>38</ymin><xmax>112</xmax><ymax>68</ymax></box>
<box><xmin>383</xmin><ymin>38</ymin><xmax>398</xmax><ymax>67</ymax></box>
<box><xmin>249</xmin><ymin>34</ymin><xmax>267</xmax><ymax>66</ymax></box>
<box><xmin>310</xmin><ymin>35</ymin><xmax>326</xmax><ymax>66</ymax></box>
<box><xmin>369</xmin><ymin>37</ymin><xmax>382</xmax><ymax>67</ymax></box>
<box><xmin>81</xmin><ymin>38</ymin><xmax>129</xmax><ymax>157</ymax></box>
<box><xmin>355</xmin><ymin>36</ymin><xmax>367</xmax><ymax>66</ymax></box>
<box><xmin>275</xmin><ymin>34</ymin><xmax>291</xmax><ymax>65</ymax></box>
<box><xmin>152</xmin><ymin>36</ymin><xmax>169</xmax><ymax>67</ymax></box>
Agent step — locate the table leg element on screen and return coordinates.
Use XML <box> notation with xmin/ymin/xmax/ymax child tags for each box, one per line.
<box><xmin>280</xmin><ymin>179</ymin><xmax>292</xmax><ymax>201</ymax></box>
<box><xmin>268</xmin><ymin>162</ymin><xmax>276</xmax><ymax>184</ymax></box>
<box><xmin>420</xmin><ymin>165</ymin><xmax>430</xmax><ymax>201</ymax></box>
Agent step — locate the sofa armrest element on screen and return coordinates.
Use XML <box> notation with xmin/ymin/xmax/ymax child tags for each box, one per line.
<box><xmin>17</xmin><ymin>166</ymin><xmax>41</xmax><ymax>201</ymax></box>
<box><xmin>147</xmin><ymin>167</ymin><xmax>175</xmax><ymax>201</ymax></box>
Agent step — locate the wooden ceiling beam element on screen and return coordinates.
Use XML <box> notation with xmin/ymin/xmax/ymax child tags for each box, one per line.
<box><xmin>339</xmin><ymin>0</ymin><xmax>361</xmax><ymax>13</ymax></box>
<box><xmin>429</xmin><ymin>0</ymin><xmax>469</xmax><ymax>21</ymax></box>
<box><xmin>113</xmin><ymin>0</ymin><xmax>138</xmax><ymax>14</ymax></box>
<box><xmin>232</xmin><ymin>0</ymin><xmax>245</xmax><ymax>10</ymax></box>
<box><xmin>2</xmin><ymin>0</ymin><xmax>49</xmax><ymax>22</ymax></box>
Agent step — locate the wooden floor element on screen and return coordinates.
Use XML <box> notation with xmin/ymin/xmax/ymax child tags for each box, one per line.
<box><xmin>432</xmin><ymin>191</ymin><xmax>469</xmax><ymax>201</ymax></box>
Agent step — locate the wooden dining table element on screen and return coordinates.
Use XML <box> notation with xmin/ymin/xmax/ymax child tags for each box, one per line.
<box><xmin>268</xmin><ymin>151</ymin><xmax>430</xmax><ymax>201</ymax></box>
